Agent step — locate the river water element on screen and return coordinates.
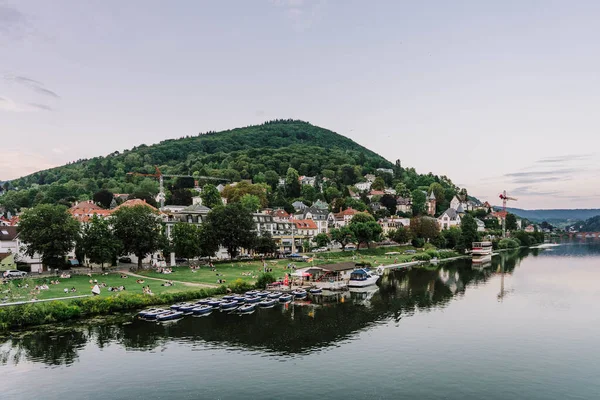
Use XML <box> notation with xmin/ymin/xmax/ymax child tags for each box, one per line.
<box><xmin>2</xmin><ymin>243</ymin><xmax>600</xmax><ymax>400</ymax></box>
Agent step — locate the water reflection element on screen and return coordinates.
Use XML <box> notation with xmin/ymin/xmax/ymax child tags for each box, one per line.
<box><xmin>0</xmin><ymin>248</ymin><xmax>528</xmax><ymax>367</ymax></box>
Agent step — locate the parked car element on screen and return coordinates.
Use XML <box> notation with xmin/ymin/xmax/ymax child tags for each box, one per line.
<box><xmin>2</xmin><ymin>270</ymin><xmax>27</xmax><ymax>279</ymax></box>
<box><xmin>119</xmin><ymin>256</ymin><xmax>132</xmax><ymax>263</ymax></box>
<box><xmin>344</xmin><ymin>245</ymin><xmax>357</xmax><ymax>251</ymax></box>
<box><xmin>175</xmin><ymin>257</ymin><xmax>187</xmax><ymax>263</ymax></box>
<box><xmin>404</xmin><ymin>250</ymin><xmax>416</xmax><ymax>254</ymax></box>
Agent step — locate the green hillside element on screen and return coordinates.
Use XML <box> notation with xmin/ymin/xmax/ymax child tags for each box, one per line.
<box><xmin>0</xmin><ymin>119</ymin><xmax>460</xmax><ymax>213</ymax></box>
<box><xmin>503</xmin><ymin>207</ymin><xmax>600</xmax><ymax>224</ymax></box>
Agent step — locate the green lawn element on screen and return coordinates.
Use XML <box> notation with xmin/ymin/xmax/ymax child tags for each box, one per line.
<box><xmin>0</xmin><ymin>272</ymin><xmax>199</xmax><ymax>302</ymax></box>
<box><xmin>136</xmin><ymin>246</ymin><xmax>422</xmax><ymax>285</ymax></box>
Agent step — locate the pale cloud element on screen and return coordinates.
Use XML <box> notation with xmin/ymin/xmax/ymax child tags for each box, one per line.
<box><xmin>4</xmin><ymin>74</ymin><xmax>60</xmax><ymax>98</ymax></box>
<box><xmin>0</xmin><ymin>96</ymin><xmax>51</xmax><ymax>112</ymax></box>
<box><xmin>0</xmin><ymin>151</ymin><xmax>57</xmax><ymax>180</ymax></box>
<box><xmin>270</xmin><ymin>0</ymin><xmax>326</xmax><ymax>32</ymax></box>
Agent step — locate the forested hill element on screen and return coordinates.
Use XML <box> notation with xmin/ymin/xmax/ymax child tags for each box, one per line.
<box><xmin>11</xmin><ymin>120</ymin><xmax>392</xmax><ymax>187</ymax></box>
<box><xmin>571</xmin><ymin>215</ymin><xmax>600</xmax><ymax>232</ymax></box>
<box><xmin>1</xmin><ymin>119</ymin><xmax>462</xmax><ymax>213</ymax></box>
<box><xmin>503</xmin><ymin>207</ymin><xmax>600</xmax><ymax>223</ymax></box>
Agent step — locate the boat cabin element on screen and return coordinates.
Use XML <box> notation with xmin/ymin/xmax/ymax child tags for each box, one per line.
<box><xmin>349</xmin><ymin>268</ymin><xmax>372</xmax><ymax>281</ymax></box>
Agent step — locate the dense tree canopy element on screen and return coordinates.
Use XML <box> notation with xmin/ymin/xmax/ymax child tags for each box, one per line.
<box><xmin>79</xmin><ymin>215</ymin><xmax>120</xmax><ymax>267</ymax></box>
<box><xmin>112</xmin><ymin>205</ymin><xmax>163</xmax><ymax>269</ymax></box>
<box><xmin>205</xmin><ymin>203</ymin><xmax>256</xmax><ymax>258</ymax></box>
<box><xmin>18</xmin><ymin>204</ymin><xmax>80</xmax><ymax>270</ymax></box>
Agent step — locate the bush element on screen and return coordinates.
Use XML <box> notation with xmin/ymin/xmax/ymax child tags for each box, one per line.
<box><xmin>413</xmin><ymin>253</ymin><xmax>432</xmax><ymax>261</ymax></box>
<box><xmin>255</xmin><ymin>273</ymin><xmax>276</xmax><ymax>289</ymax></box>
<box><xmin>0</xmin><ymin>286</ymin><xmax>230</xmax><ymax>332</ymax></box>
<box><xmin>228</xmin><ymin>279</ymin><xmax>254</xmax><ymax>293</ymax></box>
<box><xmin>411</xmin><ymin>238</ymin><xmax>425</xmax><ymax>248</ymax></box>
<box><xmin>425</xmin><ymin>250</ymin><xmax>440</xmax><ymax>259</ymax></box>
<box><xmin>498</xmin><ymin>238</ymin><xmax>520</xmax><ymax>249</ymax></box>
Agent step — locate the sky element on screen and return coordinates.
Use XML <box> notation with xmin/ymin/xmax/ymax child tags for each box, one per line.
<box><xmin>1</xmin><ymin>0</ymin><xmax>599</xmax><ymax>209</ymax></box>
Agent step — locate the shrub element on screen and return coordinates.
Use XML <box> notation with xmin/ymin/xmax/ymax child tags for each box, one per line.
<box><xmin>228</xmin><ymin>279</ymin><xmax>254</xmax><ymax>293</ymax></box>
<box><xmin>255</xmin><ymin>273</ymin><xmax>276</xmax><ymax>289</ymax></box>
<box><xmin>425</xmin><ymin>250</ymin><xmax>440</xmax><ymax>259</ymax></box>
<box><xmin>413</xmin><ymin>253</ymin><xmax>432</xmax><ymax>261</ymax></box>
<box><xmin>411</xmin><ymin>238</ymin><xmax>425</xmax><ymax>248</ymax></box>
<box><xmin>498</xmin><ymin>238</ymin><xmax>520</xmax><ymax>249</ymax></box>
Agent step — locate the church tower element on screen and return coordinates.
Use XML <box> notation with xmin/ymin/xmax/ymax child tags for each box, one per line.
<box><xmin>427</xmin><ymin>191</ymin><xmax>436</xmax><ymax>216</ymax></box>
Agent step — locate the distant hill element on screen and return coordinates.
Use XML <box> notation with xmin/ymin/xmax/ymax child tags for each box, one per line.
<box><xmin>569</xmin><ymin>215</ymin><xmax>600</xmax><ymax>232</ymax></box>
<box><xmin>0</xmin><ymin>119</ymin><xmax>463</xmax><ymax>213</ymax></box>
<box><xmin>501</xmin><ymin>207</ymin><xmax>600</xmax><ymax>223</ymax></box>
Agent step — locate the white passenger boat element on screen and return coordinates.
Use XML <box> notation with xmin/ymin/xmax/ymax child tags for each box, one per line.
<box><xmin>472</xmin><ymin>241</ymin><xmax>493</xmax><ymax>256</ymax></box>
<box><xmin>347</xmin><ymin>269</ymin><xmax>379</xmax><ymax>288</ymax></box>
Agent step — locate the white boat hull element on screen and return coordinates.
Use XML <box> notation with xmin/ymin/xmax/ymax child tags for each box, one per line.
<box><xmin>347</xmin><ymin>276</ymin><xmax>379</xmax><ymax>287</ymax></box>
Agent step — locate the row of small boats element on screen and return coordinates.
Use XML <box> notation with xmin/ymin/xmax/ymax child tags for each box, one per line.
<box><xmin>138</xmin><ymin>289</ymin><xmax>320</xmax><ymax>322</ymax></box>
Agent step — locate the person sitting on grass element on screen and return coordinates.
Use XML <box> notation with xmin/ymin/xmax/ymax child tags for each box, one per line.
<box><xmin>71</xmin><ymin>287</ymin><xmax>77</xmax><ymax>293</ymax></box>
<box><xmin>120</xmin><ymin>274</ymin><xmax>128</xmax><ymax>279</ymax></box>
<box><xmin>64</xmin><ymin>288</ymin><xmax>68</xmax><ymax>293</ymax></box>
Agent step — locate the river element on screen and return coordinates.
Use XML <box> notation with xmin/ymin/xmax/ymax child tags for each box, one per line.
<box><xmin>2</xmin><ymin>243</ymin><xmax>600</xmax><ymax>400</ymax></box>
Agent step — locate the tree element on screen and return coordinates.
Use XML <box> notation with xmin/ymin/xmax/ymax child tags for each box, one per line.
<box><xmin>371</xmin><ymin>177</ymin><xmax>385</xmax><ymax>191</ymax></box>
<box><xmin>222</xmin><ymin>181</ymin><xmax>269</xmax><ymax>207</ymax></box>
<box><xmin>330</xmin><ymin>226</ymin><xmax>355</xmax><ymax>251</ymax></box>
<box><xmin>253</xmin><ymin>172</ymin><xmax>266</xmax><ymax>184</ymax></box>
<box><xmin>410</xmin><ymin>216</ymin><xmax>439</xmax><ymax>241</ymax></box>
<box><xmin>411</xmin><ymin>189</ymin><xmax>426</xmax><ymax>216</ymax></box>
<box><xmin>205</xmin><ymin>203</ymin><xmax>256</xmax><ymax>259</ymax></box>
<box><xmin>506</xmin><ymin>213</ymin><xmax>518</xmax><ymax>231</ymax></box>
<box><xmin>112</xmin><ymin>205</ymin><xmax>163</xmax><ymax>269</ymax></box>
<box><xmin>254</xmin><ymin>232</ymin><xmax>277</xmax><ymax>255</ymax></box>
<box><xmin>80</xmin><ymin>215</ymin><xmax>120</xmax><ymax>268</ymax></box>
<box><xmin>285</xmin><ymin>167</ymin><xmax>301</xmax><ymax>198</ymax></box>
<box><xmin>395</xmin><ymin>183</ymin><xmax>411</xmax><ymax>198</ymax></box>
<box><xmin>301</xmin><ymin>184</ymin><xmax>317</xmax><ymax>203</ymax></box>
<box><xmin>171</xmin><ymin>222</ymin><xmax>201</xmax><ymax>260</ymax></box>
<box><xmin>442</xmin><ymin>227</ymin><xmax>462</xmax><ymax>249</ymax></box>
<box><xmin>380</xmin><ymin>194</ymin><xmax>397</xmax><ymax>215</ymax></box>
<box><xmin>168</xmin><ymin>188</ymin><xmax>193</xmax><ymax>206</ymax></box>
<box><xmin>458</xmin><ymin>214</ymin><xmax>479</xmax><ymax>251</ymax></box>
<box><xmin>264</xmin><ymin>170</ymin><xmax>280</xmax><ymax>190</ymax></box>
<box><xmin>389</xmin><ymin>226</ymin><xmax>411</xmax><ymax>244</ymax></box>
<box><xmin>200</xmin><ymin>184</ymin><xmax>222</xmax><ymax>209</ymax></box>
<box><xmin>349</xmin><ymin>212</ymin><xmax>383</xmax><ymax>249</ymax></box>
<box><xmin>93</xmin><ymin>189</ymin><xmax>114</xmax><ymax>209</ymax></box>
<box><xmin>240</xmin><ymin>193</ymin><xmax>261</xmax><ymax>213</ymax></box>
<box><xmin>313</xmin><ymin>233</ymin><xmax>330</xmax><ymax>248</ymax></box>
<box><xmin>197</xmin><ymin>224</ymin><xmax>220</xmax><ymax>258</ymax></box>
<box><xmin>18</xmin><ymin>204</ymin><xmax>80</xmax><ymax>270</ymax></box>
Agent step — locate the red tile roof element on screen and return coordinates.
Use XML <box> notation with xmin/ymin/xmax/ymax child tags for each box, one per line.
<box><xmin>293</xmin><ymin>219</ymin><xmax>318</xmax><ymax>230</ymax></box>
<box><xmin>113</xmin><ymin>198</ymin><xmax>158</xmax><ymax>211</ymax></box>
<box><xmin>70</xmin><ymin>200</ymin><xmax>102</xmax><ymax>211</ymax></box>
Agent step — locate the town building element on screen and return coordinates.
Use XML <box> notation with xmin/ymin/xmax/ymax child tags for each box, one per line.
<box><xmin>330</xmin><ymin>207</ymin><xmax>358</xmax><ymax>227</ymax></box>
<box><xmin>301</xmin><ymin>206</ymin><xmax>331</xmax><ymax>233</ymax></box>
<box><xmin>438</xmin><ymin>208</ymin><xmax>461</xmax><ymax>230</ymax></box>
<box><xmin>427</xmin><ymin>191</ymin><xmax>436</xmax><ymax>216</ymax></box>
<box><xmin>396</xmin><ymin>197</ymin><xmax>412</xmax><ymax>214</ymax></box>
<box><xmin>355</xmin><ymin>181</ymin><xmax>372</xmax><ymax>191</ymax></box>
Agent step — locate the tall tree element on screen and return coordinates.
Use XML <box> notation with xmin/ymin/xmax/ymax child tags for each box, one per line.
<box><xmin>222</xmin><ymin>181</ymin><xmax>269</xmax><ymax>207</ymax></box>
<box><xmin>389</xmin><ymin>226</ymin><xmax>411</xmax><ymax>244</ymax></box>
<box><xmin>380</xmin><ymin>194</ymin><xmax>397</xmax><ymax>215</ymax></box>
<box><xmin>254</xmin><ymin>232</ymin><xmax>277</xmax><ymax>255</ymax></box>
<box><xmin>428</xmin><ymin>182</ymin><xmax>446</xmax><ymax>211</ymax></box>
<box><xmin>330</xmin><ymin>226</ymin><xmax>355</xmax><ymax>251</ymax></box>
<box><xmin>410</xmin><ymin>216</ymin><xmax>439</xmax><ymax>241</ymax></box>
<box><xmin>93</xmin><ymin>189</ymin><xmax>114</xmax><ymax>209</ymax></box>
<box><xmin>205</xmin><ymin>203</ymin><xmax>256</xmax><ymax>258</ymax></box>
<box><xmin>200</xmin><ymin>184</ymin><xmax>223</xmax><ymax>209</ymax></box>
<box><xmin>458</xmin><ymin>214</ymin><xmax>479</xmax><ymax>251</ymax></box>
<box><xmin>313</xmin><ymin>233</ymin><xmax>330</xmax><ymax>248</ymax></box>
<box><xmin>80</xmin><ymin>214</ymin><xmax>120</xmax><ymax>268</ymax></box>
<box><xmin>371</xmin><ymin>177</ymin><xmax>386</xmax><ymax>191</ymax></box>
<box><xmin>18</xmin><ymin>204</ymin><xmax>80</xmax><ymax>270</ymax></box>
<box><xmin>411</xmin><ymin>189</ymin><xmax>427</xmax><ymax>216</ymax></box>
<box><xmin>349</xmin><ymin>212</ymin><xmax>383</xmax><ymax>249</ymax></box>
<box><xmin>240</xmin><ymin>193</ymin><xmax>261</xmax><ymax>213</ymax></box>
<box><xmin>285</xmin><ymin>167</ymin><xmax>301</xmax><ymax>198</ymax></box>
<box><xmin>197</xmin><ymin>224</ymin><xmax>220</xmax><ymax>258</ymax></box>
<box><xmin>171</xmin><ymin>222</ymin><xmax>201</xmax><ymax>260</ymax></box>
<box><xmin>506</xmin><ymin>213</ymin><xmax>518</xmax><ymax>231</ymax></box>
<box><xmin>112</xmin><ymin>205</ymin><xmax>163</xmax><ymax>269</ymax></box>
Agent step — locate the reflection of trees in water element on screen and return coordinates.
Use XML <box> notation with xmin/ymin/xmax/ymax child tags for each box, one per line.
<box><xmin>0</xmin><ymin>249</ymin><xmax>536</xmax><ymax>366</ymax></box>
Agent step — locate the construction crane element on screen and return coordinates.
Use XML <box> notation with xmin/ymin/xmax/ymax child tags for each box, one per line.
<box><xmin>499</xmin><ymin>190</ymin><xmax>517</xmax><ymax>238</ymax></box>
<box><xmin>127</xmin><ymin>165</ymin><xmax>229</xmax><ymax>209</ymax></box>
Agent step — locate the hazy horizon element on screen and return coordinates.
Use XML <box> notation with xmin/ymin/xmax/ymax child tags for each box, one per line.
<box><xmin>2</xmin><ymin>0</ymin><xmax>599</xmax><ymax>209</ymax></box>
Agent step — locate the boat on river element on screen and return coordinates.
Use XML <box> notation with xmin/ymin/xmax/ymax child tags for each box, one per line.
<box><xmin>267</xmin><ymin>292</ymin><xmax>282</xmax><ymax>299</ymax></box>
<box><xmin>291</xmin><ymin>289</ymin><xmax>307</xmax><ymax>299</ymax></box>
<box><xmin>244</xmin><ymin>296</ymin><xmax>262</xmax><ymax>304</ymax></box>
<box><xmin>192</xmin><ymin>305</ymin><xmax>213</xmax><ymax>316</ymax></box>
<box><xmin>233</xmin><ymin>296</ymin><xmax>246</xmax><ymax>303</ymax></box>
<box><xmin>348</xmin><ymin>269</ymin><xmax>379</xmax><ymax>287</ymax></box>
<box><xmin>138</xmin><ymin>308</ymin><xmax>163</xmax><ymax>319</ymax></box>
<box><xmin>156</xmin><ymin>310</ymin><xmax>184</xmax><ymax>322</ymax></box>
<box><xmin>178</xmin><ymin>304</ymin><xmax>198</xmax><ymax>314</ymax></box>
<box><xmin>222</xmin><ymin>295</ymin><xmax>235</xmax><ymax>301</ymax></box>
<box><xmin>220</xmin><ymin>301</ymin><xmax>239</xmax><ymax>311</ymax></box>
<box><xmin>279</xmin><ymin>294</ymin><xmax>293</xmax><ymax>303</ymax></box>
<box><xmin>207</xmin><ymin>299</ymin><xmax>222</xmax><ymax>308</ymax></box>
<box><xmin>196</xmin><ymin>299</ymin><xmax>211</xmax><ymax>305</ymax></box>
<box><xmin>258</xmin><ymin>298</ymin><xmax>277</xmax><ymax>308</ymax></box>
<box><xmin>237</xmin><ymin>304</ymin><xmax>256</xmax><ymax>314</ymax></box>
<box><xmin>245</xmin><ymin>290</ymin><xmax>259</xmax><ymax>297</ymax></box>
<box><xmin>256</xmin><ymin>291</ymin><xmax>270</xmax><ymax>298</ymax></box>
<box><xmin>141</xmin><ymin>309</ymin><xmax>170</xmax><ymax>320</ymax></box>
<box><xmin>309</xmin><ymin>288</ymin><xmax>322</xmax><ymax>295</ymax></box>
<box><xmin>472</xmin><ymin>241</ymin><xmax>493</xmax><ymax>256</ymax></box>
